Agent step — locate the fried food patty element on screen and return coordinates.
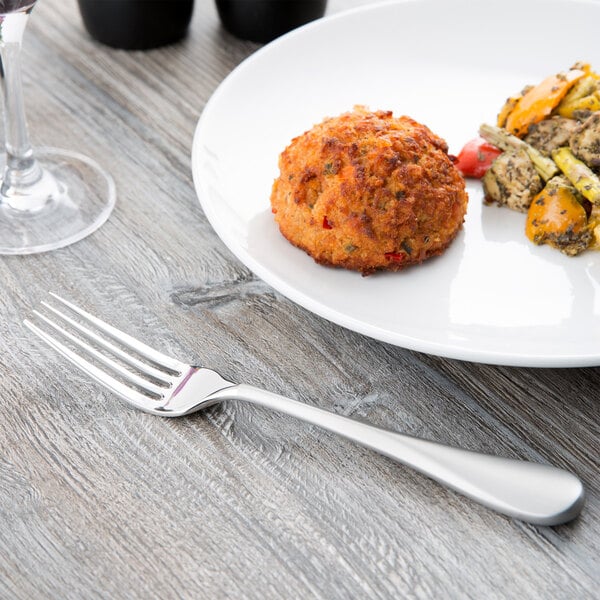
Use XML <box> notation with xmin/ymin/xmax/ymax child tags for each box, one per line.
<box><xmin>270</xmin><ymin>107</ymin><xmax>468</xmax><ymax>275</ymax></box>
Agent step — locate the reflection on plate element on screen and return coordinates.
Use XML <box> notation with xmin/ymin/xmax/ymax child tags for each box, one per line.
<box><xmin>192</xmin><ymin>0</ymin><xmax>600</xmax><ymax>367</ymax></box>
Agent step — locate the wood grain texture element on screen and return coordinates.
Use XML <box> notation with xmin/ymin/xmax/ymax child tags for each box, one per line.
<box><xmin>0</xmin><ymin>0</ymin><xmax>598</xmax><ymax>598</ymax></box>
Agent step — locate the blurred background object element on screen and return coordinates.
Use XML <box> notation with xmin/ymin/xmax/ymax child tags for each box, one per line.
<box><xmin>77</xmin><ymin>0</ymin><xmax>194</xmax><ymax>50</ymax></box>
<box><xmin>215</xmin><ymin>0</ymin><xmax>327</xmax><ymax>43</ymax></box>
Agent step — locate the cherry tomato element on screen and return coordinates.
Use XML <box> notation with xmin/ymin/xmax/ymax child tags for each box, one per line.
<box><xmin>455</xmin><ymin>137</ymin><xmax>502</xmax><ymax>178</ymax></box>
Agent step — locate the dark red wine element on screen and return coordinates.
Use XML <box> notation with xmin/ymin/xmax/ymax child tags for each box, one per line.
<box><xmin>77</xmin><ymin>0</ymin><xmax>194</xmax><ymax>50</ymax></box>
<box><xmin>216</xmin><ymin>0</ymin><xmax>327</xmax><ymax>43</ymax></box>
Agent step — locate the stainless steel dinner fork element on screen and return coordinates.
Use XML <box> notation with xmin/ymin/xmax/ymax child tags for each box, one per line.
<box><xmin>24</xmin><ymin>293</ymin><xmax>585</xmax><ymax>526</ymax></box>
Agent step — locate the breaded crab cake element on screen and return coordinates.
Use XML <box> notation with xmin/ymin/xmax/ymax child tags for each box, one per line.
<box><xmin>270</xmin><ymin>106</ymin><xmax>468</xmax><ymax>275</ymax></box>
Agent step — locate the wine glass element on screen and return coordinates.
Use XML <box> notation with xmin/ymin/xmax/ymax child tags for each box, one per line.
<box><xmin>0</xmin><ymin>0</ymin><xmax>115</xmax><ymax>255</ymax></box>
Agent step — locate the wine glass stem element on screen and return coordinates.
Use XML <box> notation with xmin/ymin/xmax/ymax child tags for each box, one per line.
<box><xmin>0</xmin><ymin>8</ymin><xmax>46</xmax><ymax>210</ymax></box>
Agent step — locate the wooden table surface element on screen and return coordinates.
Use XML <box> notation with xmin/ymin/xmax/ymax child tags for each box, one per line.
<box><xmin>1</xmin><ymin>0</ymin><xmax>598</xmax><ymax>598</ymax></box>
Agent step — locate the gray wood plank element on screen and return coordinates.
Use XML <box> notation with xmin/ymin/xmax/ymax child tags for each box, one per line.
<box><xmin>0</xmin><ymin>0</ymin><xmax>597</xmax><ymax>598</ymax></box>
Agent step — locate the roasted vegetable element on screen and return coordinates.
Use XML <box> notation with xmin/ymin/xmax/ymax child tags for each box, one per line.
<box><xmin>552</xmin><ymin>146</ymin><xmax>600</xmax><ymax>205</ymax></box>
<box><xmin>483</xmin><ymin>149</ymin><xmax>544</xmax><ymax>212</ymax></box>
<box><xmin>588</xmin><ymin>206</ymin><xmax>600</xmax><ymax>250</ymax></box>
<box><xmin>501</xmin><ymin>66</ymin><xmax>586</xmax><ymax>137</ymax></box>
<box><xmin>497</xmin><ymin>93</ymin><xmax>524</xmax><ymax>129</ymax></box>
<box><xmin>473</xmin><ymin>63</ymin><xmax>600</xmax><ymax>256</ymax></box>
<box><xmin>454</xmin><ymin>137</ymin><xmax>502</xmax><ymax>178</ymax></box>
<box><xmin>569</xmin><ymin>112</ymin><xmax>600</xmax><ymax>169</ymax></box>
<box><xmin>524</xmin><ymin>116</ymin><xmax>579</xmax><ymax>157</ymax></box>
<box><xmin>525</xmin><ymin>176</ymin><xmax>591</xmax><ymax>256</ymax></box>
<box><xmin>556</xmin><ymin>75</ymin><xmax>600</xmax><ymax>119</ymax></box>
<box><xmin>479</xmin><ymin>123</ymin><xmax>559</xmax><ymax>181</ymax></box>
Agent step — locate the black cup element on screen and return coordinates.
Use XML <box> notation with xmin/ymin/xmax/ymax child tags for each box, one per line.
<box><xmin>78</xmin><ymin>0</ymin><xmax>194</xmax><ymax>50</ymax></box>
<box><xmin>216</xmin><ymin>0</ymin><xmax>327</xmax><ymax>43</ymax></box>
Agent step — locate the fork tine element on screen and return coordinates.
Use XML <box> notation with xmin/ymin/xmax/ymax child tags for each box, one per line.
<box><xmin>30</xmin><ymin>311</ymin><xmax>168</xmax><ymax>399</ymax></box>
<box><xmin>24</xmin><ymin>319</ymin><xmax>161</xmax><ymax>412</ymax></box>
<box><xmin>49</xmin><ymin>293</ymin><xmax>186</xmax><ymax>373</ymax></box>
<box><xmin>41</xmin><ymin>301</ymin><xmax>173</xmax><ymax>384</ymax></box>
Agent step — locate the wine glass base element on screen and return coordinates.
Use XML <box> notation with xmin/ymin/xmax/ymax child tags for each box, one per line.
<box><xmin>0</xmin><ymin>147</ymin><xmax>116</xmax><ymax>255</ymax></box>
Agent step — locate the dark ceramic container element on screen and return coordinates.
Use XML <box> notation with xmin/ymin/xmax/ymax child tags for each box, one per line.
<box><xmin>216</xmin><ymin>0</ymin><xmax>327</xmax><ymax>43</ymax></box>
<box><xmin>78</xmin><ymin>0</ymin><xmax>194</xmax><ymax>50</ymax></box>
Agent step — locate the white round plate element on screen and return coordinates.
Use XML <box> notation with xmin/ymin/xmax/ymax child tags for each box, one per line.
<box><xmin>192</xmin><ymin>0</ymin><xmax>600</xmax><ymax>367</ymax></box>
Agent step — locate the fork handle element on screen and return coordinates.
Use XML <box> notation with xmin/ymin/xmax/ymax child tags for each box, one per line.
<box><xmin>216</xmin><ymin>384</ymin><xmax>584</xmax><ymax>525</ymax></box>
